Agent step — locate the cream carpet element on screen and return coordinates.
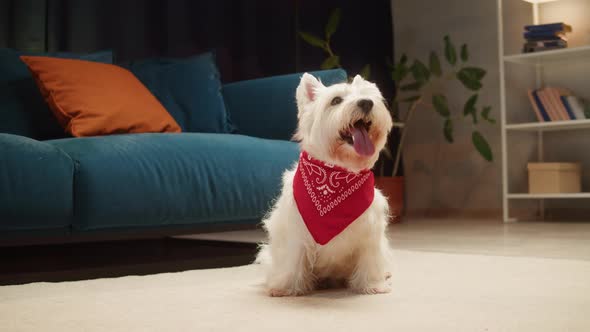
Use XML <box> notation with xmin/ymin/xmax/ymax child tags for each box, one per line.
<box><xmin>1</xmin><ymin>249</ymin><xmax>589</xmax><ymax>332</ymax></box>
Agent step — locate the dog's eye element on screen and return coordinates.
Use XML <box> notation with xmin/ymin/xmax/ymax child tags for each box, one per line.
<box><xmin>331</xmin><ymin>97</ymin><xmax>343</xmax><ymax>106</ymax></box>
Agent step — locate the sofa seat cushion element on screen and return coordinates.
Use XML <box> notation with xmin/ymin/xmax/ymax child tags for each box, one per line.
<box><xmin>47</xmin><ymin>133</ymin><xmax>299</xmax><ymax>231</ymax></box>
<box><xmin>0</xmin><ymin>134</ymin><xmax>74</xmax><ymax>233</ymax></box>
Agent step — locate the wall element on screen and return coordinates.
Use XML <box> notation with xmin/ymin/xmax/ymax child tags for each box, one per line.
<box><xmin>392</xmin><ymin>0</ymin><xmax>502</xmax><ymax>218</ymax></box>
<box><xmin>541</xmin><ymin>0</ymin><xmax>590</xmax><ymax>48</ymax></box>
<box><xmin>393</xmin><ymin>0</ymin><xmax>590</xmax><ymax>220</ymax></box>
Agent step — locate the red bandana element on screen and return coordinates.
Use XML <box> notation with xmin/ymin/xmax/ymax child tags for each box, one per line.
<box><xmin>293</xmin><ymin>151</ymin><xmax>375</xmax><ymax>245</ymax></box>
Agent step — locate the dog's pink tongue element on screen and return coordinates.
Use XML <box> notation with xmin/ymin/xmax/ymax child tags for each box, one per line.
<box><xmin>351</xmin><ymin>126</ymin><xmax>375</xmax><ymax>156</ymax></box>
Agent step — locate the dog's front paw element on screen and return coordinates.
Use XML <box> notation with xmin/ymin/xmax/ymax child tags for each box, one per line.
<box><xmin>350</xmin><ymin>278</ymin><xmax>392</xmax><ymax>295</ymax></box>
<box><xmin>269</xmin><ymin>288</ymin><xmax>290</xmax><ymax>297</ymax></box>
<box><xmin>352</xmin><ymin>284</ymin><xmax>391</xmax><ymax>295</ymax></box>
<box><xmin>268</xmin><ymin>288</ymin><xmax>305</xmax><ymax>297</ymax></box>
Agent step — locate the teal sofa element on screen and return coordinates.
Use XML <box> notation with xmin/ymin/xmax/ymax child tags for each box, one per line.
<box><xmin>0</xmin><ymin>48</ymin><xmax>346</xmax><ymax>244</ymax></box>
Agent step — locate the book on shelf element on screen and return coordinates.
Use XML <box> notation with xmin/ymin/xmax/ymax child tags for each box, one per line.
<box><xmin>522</xmin><ymin>22</ymin><xmax>571</xmax><ymax>53</ymax></box>
<box><xmin>523</xmin><ymin>31</ymin><xmax>567</xmax><ymax>40</ymax></box>
<box><xmin>524</xmin><ymin>22</ymin><xmax>573</xmax><ymax>33</ymax></box>
<box><xmin>537</xmin><ymin>89</ymin><xmax>561</xmax><ymax>120</ymax></box>
<box><xmin>527</xmin><ymin>89</ymin><xmax>549</xmax><ymax>122</ymax></box>
<box><xmin>522</xmin><ymin>42</ymin><xmax>567</xmax><ymax>53</ymax></box>
<box><xmin>523</xmin><ymin>39</ymin><xmax>567</xmax><ymax>47</ymax></box>
<box><xmin>527</xmin><ymin>88</ymin><xmax>588</xmax><ymax>122</ymax></box>
<box><xmin>546</xmin><ymin>87</ymin><xmax>571</xmax><ymax>120</ymax></box>
<box><xmin>561</xmin><ymin>96</ymin><xmax>581</xmax><ymax>120</ymax></box>
<box><xmin>563</xmin><ymin>96</ymin><xmax>590</xmax><ymax>120</ymax></box>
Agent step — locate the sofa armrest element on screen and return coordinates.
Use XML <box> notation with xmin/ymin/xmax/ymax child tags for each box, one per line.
<box><xmin>222</xmin><ymin>69</ymin><xmax>347</xmax><ymax>141</ymax></box>
<box><xmin>0</xmin><ymin>134</ymin><xmax>74</xmax><ymax>232</ymax></box>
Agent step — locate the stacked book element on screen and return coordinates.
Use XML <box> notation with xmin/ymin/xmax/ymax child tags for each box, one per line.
<box><xmin>523</xmin><ymin>22</ymin><xmax>571</xmax><ymax>53</ymax></box>
<box><xmin>527</xmin><ymin>88</ymin><xmax>590</xmax><ymax>122</ymax></box>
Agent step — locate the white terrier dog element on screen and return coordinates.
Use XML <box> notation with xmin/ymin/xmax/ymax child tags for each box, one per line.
<box><xmin>256</xmin><ymin>73</ymin><xmax>394</xmax><ymax>296</ymax></box>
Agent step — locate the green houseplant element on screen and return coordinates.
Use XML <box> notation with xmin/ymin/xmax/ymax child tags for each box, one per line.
<box><xmin>299</xmin><ymin>9</ymin><xmax>495</xmax><ymax>222</ymax></box>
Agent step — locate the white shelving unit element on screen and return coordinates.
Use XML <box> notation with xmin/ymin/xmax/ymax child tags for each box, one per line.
<box><xmin>506</xmin><ymin>119</ymin><xmax>590</xmax><ymax>132</ymax></box>
<box><xmin>497</xmin><ymin>0</ymin><xmax>590</xmax><ymax>222</ymax></box>
<box><xmin>503</xmin><ymin>44</ymin><xmax>590</xmax><ymax>65</ymax></box>
<box><xmin>508</xmin><ymin>193</ymin><xmax>590</xmax><ymax>199</ymax></box>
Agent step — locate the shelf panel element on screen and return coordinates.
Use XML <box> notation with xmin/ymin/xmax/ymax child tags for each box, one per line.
<box><xmin>505</xmin><ymin>119</ymin><xmax>590</xmax><ymax>132</ymax></box>
<box><xmin>508</xmin><ymin>193</ymin><xmax>590</xmax><ymax>199</ymax></box>
<box><xmin>503</xmin><ymin>45</ymin><xmax>590</xmax><ymax>65</ymax></box>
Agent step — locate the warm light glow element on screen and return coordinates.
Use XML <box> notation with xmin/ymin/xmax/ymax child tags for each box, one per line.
<box><xmin>522</xmin><ymin>0</ymin><xmax>560</xmax><ymax>3</ymax></box>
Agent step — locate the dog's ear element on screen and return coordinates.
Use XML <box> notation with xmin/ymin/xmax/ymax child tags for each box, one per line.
<box><xmin>351</xmin><ymin>74</ymin><xmax>365</xmax><ymax>86</ymax></box>
<box><xmin>296</xmin><ymin>73</ymin><xmax>325</xmax><ymax>108</ymax></box>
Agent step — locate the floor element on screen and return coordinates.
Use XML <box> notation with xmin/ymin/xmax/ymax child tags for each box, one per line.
<box><xmin>186</xmin><ymin>218</ymin><xmax>590</xmax><ymax>261</ymax></box>
<box><xmin>2</xmin><ymin>239</ymin><xmax>589</xmax><ymax>332</ymax></box>
<box><xmin>3</xmin><ymin>218</ymin><xmax>589</xmax><ymax>285</ymax></box>
<box><xmin>2</xmin><ymin>218</ymin><xmax>590</xmax><ymax>331</ymax></box>
<box><xmin>0</xmin><ymin>239</ymin><xmax>257</xmax><ymax>285</ymax></box>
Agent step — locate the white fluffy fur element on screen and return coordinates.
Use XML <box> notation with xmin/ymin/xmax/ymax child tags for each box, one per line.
<box><xmin>256</xmin><ymin>73</ymin><xmax>394</xmax><ymax>296</ymax></box>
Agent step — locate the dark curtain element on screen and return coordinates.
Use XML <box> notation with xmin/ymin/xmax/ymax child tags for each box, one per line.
<box><xmin>0</xmin><ymin>0</ymin><xmax>47</xmax><ymax>52</ymax></box>
<box><xmin>1</xmin><ymin>0</ymin><xmax>393</xmax><ymax>86</ymax></box>
<box><xmin>41</xmin><ymin>0</ymin><xmax>301</xmax><ymax>83</ymax></box>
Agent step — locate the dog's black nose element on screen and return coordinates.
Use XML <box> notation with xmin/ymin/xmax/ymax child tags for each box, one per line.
<box><xmin>357</xmin><ymin>99</ymin><xmax>373</xmax><ymax>113</ymax></box>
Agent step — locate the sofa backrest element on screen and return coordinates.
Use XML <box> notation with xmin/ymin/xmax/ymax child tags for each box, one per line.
<box><xmin>124</xmin><ymin>53</ymin><xmax>232</xmax><ymax>134</ymax></box>
<box><xmin>0</xmin><ymin>48</ymin><xmax>113</xmax><ymax>140</ymax></box>
<box><xmin>222</xmin><ymin>69</ymin><xmax>348</xmax><ymax>141</ymax></box>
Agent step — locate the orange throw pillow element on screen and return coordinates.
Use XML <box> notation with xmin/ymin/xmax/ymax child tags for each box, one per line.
<box><xmin>20</xmin><ymin>55</ymin><xmax>181</xmax><ymax>137</ymax></box>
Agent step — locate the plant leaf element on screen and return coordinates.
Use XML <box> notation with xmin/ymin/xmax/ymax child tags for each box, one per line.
<box><xmin>299</xmin><ymin>31</ymin><xmax>325</xmax><ymax>49</ymax></box>
<box><xmin>401</xmin><ymin>95</ymin><xmax>421</xmax><ymax>103</ymax></box>
<box><xmin>410</xmin><ymin>59</ymin><xmax>430</xmax><ymax>83</ymax></box>
<box><xmin>472</xmin><ymin>131</ymin><xmax>493</xmax><ymax>161</ymax></box>
<box><xmin>320</xmin><ymin>56</ymin><xmax>340</xmax><ymax>70</ymax></box>
<box><xmin>582</xmin><ymin>99</ymin><xmax>590</xmax><ymax>118</ymax></box>
<box><xmin>481</xmin><ymin>106</ymin><xmax>496</xmax><ymax>124</ymax></box>
<box><xmin>400</xmin><ymin>81</ymin><xmax>422</xmax><ymax>91</ymax></box>
<box><xmin>432</xmin><ymin>94</ymin><xmax>450</xmax><ymax>117</ymax></box>
<box><xmin>460</xmin><ymin>44</ymin><xmax>468</xmax><ymax>62</ymax></box>
<box><xmin>429</xmin><ymin>51</ymin><xmax>442</xmax><ymax>77</ymax></box>
<box><xmin>457</xmin><ymin>68</ymin><xmax>483</xmax><ymax>91</ymax></box>
<box><xmin>359</xmin><ymin>64</ymin><xmax>371</xmax><ymax>80</ymax></box>
<box><xmin>443</xmin><ymin>119</ymin><xmax>454</xmax><ymax>143</ymax></box>
<box><xmin>463</xmin><ymin>94</ymin><xmax>478</xmax><ymax>124</ymax></box>
<box><xmin>462</xmin><ymin>67</ymin><xmax>486</xmax><ymax>80</ymax></box>
<box><xmin>400</xmin><ymin>53</ymin><xmax>408</xmax><ymax>65</ymax></box>
<box><xmin>444</xmin><ymin>35</ymin><xmax>457</xmax><ymax>66</ymax></box>
<box><xmin>463</xmin><ymin>94</ymin><xmax>478</xmax><ymax>115</ymax></box>
<box><xmin>325</xmin><ymin>8</ymin><xmax>341</xmax><ymax>39</ymax></box>
<box><xmin>392</xmin><ymin>63</ymin><xmax>409</xmax><ymax>82</ymax></box>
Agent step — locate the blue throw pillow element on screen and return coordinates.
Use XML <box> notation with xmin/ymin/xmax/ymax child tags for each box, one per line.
<box><xmin>126</xmin><ymin>52</ymin><xmax>231</xmax><ymax>133</ymax></box>
<box><xmin>0</xmin><ymin>49</ymin><xmax>113</xmax><ymax>140</ymax></box>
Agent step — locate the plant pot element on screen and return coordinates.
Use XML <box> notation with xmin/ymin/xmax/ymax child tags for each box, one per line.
<box><xmin>374</xmin><ymin>176</ymin><xmax>404</xmax><ymax>223</ymax></box>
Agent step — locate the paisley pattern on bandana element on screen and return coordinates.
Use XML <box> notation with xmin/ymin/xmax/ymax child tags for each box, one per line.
<box><xmin>293</xmin><ymin>151</ymin><xmax>375</xmax><ymax>245</ymax></box>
